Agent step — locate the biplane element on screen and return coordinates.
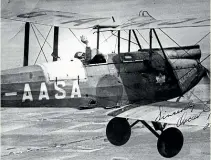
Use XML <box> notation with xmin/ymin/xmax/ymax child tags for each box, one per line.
<box><xmin>1</xmin><ymin>8</ymin><xmax>210</xmax><ymax>158</ymax></box>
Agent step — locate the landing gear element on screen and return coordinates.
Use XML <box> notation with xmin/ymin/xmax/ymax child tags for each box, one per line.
<box><xmin>157</xmin><ymin>127</ymin><xmax>183</xmax><ymax>158</ymax></box>
<box><xmin>106</xmin><ymin>118</ymin><xmax>183</xmax><ymax>158</ymax></box>
<box><xmin>106</xmin><ymin>117</ymin><xmax>131</xmax><ymax>146</ymax></box>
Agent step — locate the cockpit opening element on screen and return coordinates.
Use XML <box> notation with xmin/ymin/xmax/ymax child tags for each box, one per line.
<box><xmin>89</xmin><ymin>54</ymin><xmax>106</xmax><ymax>64</ymax></box>
<box><xmin>74</xmin><ymin>35</ymin><xmax>107</xmax><ymax>65</ymax></box>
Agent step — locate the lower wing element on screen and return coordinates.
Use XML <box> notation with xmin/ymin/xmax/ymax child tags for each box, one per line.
<box><xmin>107</xmin><ymin>101</ymin><xmax>210</xmax><ymax>127</ymax></box>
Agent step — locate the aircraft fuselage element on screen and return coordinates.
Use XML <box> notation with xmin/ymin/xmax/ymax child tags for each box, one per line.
<box><xmin>1</xmin><ymin>45</ymin><xmax>205</xmax><ymax>108</ymax></box>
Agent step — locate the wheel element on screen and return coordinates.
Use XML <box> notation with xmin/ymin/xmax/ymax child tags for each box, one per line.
<box><xmin>157</xmin><ymin>127</ymin><xmax>184</xmax><ymax>158</ymax></box>
<box><xmin>106</xmin><ymin>117</ymin><xmax>131</xmax><ymax>146</ymax></box>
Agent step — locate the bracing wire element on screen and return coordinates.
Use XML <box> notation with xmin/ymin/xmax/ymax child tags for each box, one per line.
<box><xmin>100</xmin><ymin>31</ymin><xmax>118</xmax><ymax>45</ymax></box>
<box><xmin>123</xmin><ymin>30</ymin><xmax>137</xmax><ymax>43</ymax></box>
<box><xmin>113</xmin><ymin>32</ymin><xmax>118</xmax><ymax>53</ymax></box>
<box><xmin>136</xmin><ymin>30</ymin><xmax>149</xmax><ymax>45</ymax></box>
<box><xmin>188</xmin><ymin>88</ymin><xmax>210</xmax><ymax>107</ymax></box>
<box><xmin>111</xmin><ymin>31</ymin><xmax>138</xmax><ymax>45</ymax></box>
<box><xmin>31</xmin><ymin>24</ymin><xmax>48</xmax><ymax>63</ymax></box>
<box><xmin>9</xmin><ymin>24</ymin><xmax>24</xmax><ymax>42</ymax></box>
<box><xmin>178</xmin><ymin>54</ymin><xmax>210</xmax><ymax>83</ymax></box>
<box><xmin>69</xmin><ymin>29</ymin><xmax>85</xmax><ymax>47</ymax></box>
<box><xmin>194</xmin><ymin>32</ymin><xmax>210</xmax><ymax>44</ymax></box>
<box><xmin>31</xmin><ymin>24</ymin><xmax>52</xmax><ymax>64</ymax></box>
<box><xmin>159</xmin><ymin>29</ymin><xmax>193</xmax><ymax>57</ymax></box>
<box><xmin>200</xmin><ymin>54</ymin><xmax>210</xmax><ymax>64</ymax></box>
<box><xmin>159</xmin><ymin>28</ymin><xmax>210</xmax><ymax>65</ymax></box>
<box><xmin>102</xmin><ymin>32</ymin><xmax>113</xmax><ymax>52</ymax></box>
<box><xmin>33</xmin><ymin>24</ymin><xmax>53</xmax><ymax>49</ymax></box>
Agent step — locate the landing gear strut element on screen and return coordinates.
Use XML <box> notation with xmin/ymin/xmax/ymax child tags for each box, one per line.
<box><xmin>106</xmin><ymin>117</ymin><xmax>184</xmax><ymax>158</ymax></box>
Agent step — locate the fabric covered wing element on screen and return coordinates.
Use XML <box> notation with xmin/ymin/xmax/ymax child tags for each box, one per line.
<box><xmin>1</xmin><ymin>8</ymin><xmax>110</xmax><ymax>29</ymax></box>
<box><xmin>107</xmin><ymin>101</ymin><xmax>210</xmax><ymax>127</ymax></box>
<box><xmin>2</xmin><ymin>7</ymin><xmax>209</xmax><ymax>30</ymax></box>
<box><xmin>116</xmin><ymin>15</ymin><xmax>210</xmax><ymax>30</ymax></box>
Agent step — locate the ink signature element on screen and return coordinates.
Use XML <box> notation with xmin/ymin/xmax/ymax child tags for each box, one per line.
<box><xmin>155</xmin><ymin>103</ymin><xmax>210</xmax><ymax>129</ymax></box>
<box><xmin>155</xmin><ymin>102</ymin><xmax>195</xmax><ymax>121</ymax></box>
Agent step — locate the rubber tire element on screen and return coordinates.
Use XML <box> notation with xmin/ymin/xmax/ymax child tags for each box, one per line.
<box><xmin>157</xmin><ymin>127</ymin><xmax>184</xmax><ymax>158</ymax></box>
<box><xmin>106</xmin><ymin>117</ymin><xmax>131</xmax><ymax>146</ymax></box>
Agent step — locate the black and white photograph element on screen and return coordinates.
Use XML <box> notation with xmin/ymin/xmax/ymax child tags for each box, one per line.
<box><xmin>1</xmin><ymin>0</ymin><xmax>210</xmax><ymax>159</ymax></box>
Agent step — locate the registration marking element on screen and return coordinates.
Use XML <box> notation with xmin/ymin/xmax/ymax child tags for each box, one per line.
<box><xmin>5</xmin><ymin>92</ymin><xmax>17</xmax><ymax>96</ymax></box>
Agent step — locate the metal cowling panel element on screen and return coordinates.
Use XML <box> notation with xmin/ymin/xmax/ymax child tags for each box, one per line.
<box><xmin>165</xmin><ymin>47</ymin><xmax>201</xmax><ymax>60</ymax></box>
<box><xmin>39</xmin><ymin>59</ymin><xmax>87</xmax><ymax>82</ymax></box>
<box><xmin>1</xmin><ymin>65</ymin><xmax>46</xmax><ymax>84</ymax></box>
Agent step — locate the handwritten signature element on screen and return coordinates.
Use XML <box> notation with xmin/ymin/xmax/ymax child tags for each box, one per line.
<box><xmin>155</xmin><ymin>103</ymin><xmax>210</xmax><ymax>130</ymax></box>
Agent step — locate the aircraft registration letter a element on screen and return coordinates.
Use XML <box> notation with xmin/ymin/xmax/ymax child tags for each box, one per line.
<box><xmin>39</xmin><ymin>82</ymin><xmax>49</xmax><ymax>100</ymax></box>
<box><xmin>22</xmin><ymin>83</ymin><xmax>33</xmax><ymax>102</ymax></box>
<box><xmin>71</xmin><ymin>80</ymin><xmax>81</xmax><ymax>98</ymax></box>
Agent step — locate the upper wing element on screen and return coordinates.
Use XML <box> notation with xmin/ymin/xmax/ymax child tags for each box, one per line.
<box><xmin>2</xmin><ymin>7</ymin><xmax>209</xmax><ymax>30</ymax></box>
<box><xmin>2</xmin><ymin>6</ymin><xmax>209</xmax><ymax>30</ymax></box>
<box><xmin>1</xmin><ymin>8</ymin><xmax>110</xmax><ymax>29</ymax></box>
<box><xmin>107</xmin><ymin>101</ymin><xmax>210</xmax><ymax>127</ymax></box>
<box><xmin>114</xmin><ymin>11</ymin><xmax>210</xmax><ymax>30</ymax></box>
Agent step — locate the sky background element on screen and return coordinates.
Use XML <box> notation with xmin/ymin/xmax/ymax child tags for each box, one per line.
<box><xmin>1</xmin><ymin>0</ymin><xmax>210</xmax><ymax>70</ymax></box>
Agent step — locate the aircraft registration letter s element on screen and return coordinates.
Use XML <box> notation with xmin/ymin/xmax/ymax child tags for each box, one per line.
<box><xmin>54</xmin><ymin>81</ymin><xmax>66</xmax><ymax>99</ymax></box>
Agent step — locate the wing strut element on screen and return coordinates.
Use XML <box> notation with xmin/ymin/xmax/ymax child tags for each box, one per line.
<box><xmin>53</xmin><ymin>26</ymin><xmax>59</xmax><ymax>61</ymax></box>
<box><xmin>97</xmin><ymin>26</ymin><xmax>100</xmax><ymax>54</ymax></box>
<box><xmin>118</xmin><ymin>30</ymin><xmax>120</xmax><ymax>54</ymax></box>
<box><xmin>128</xmin><ymin>30</ymin><xmax>131</xmax><ymax>52</ymax></box>
<box><xmin>23</xmin><ymin>22</ymin><xmax>30</xmax><ymax>66</ymax></box>
<box><xmin>149</xmin><ymin>29</ymin><xmax>152</xmax><ymax>62</ymax></box>
<box><xmin>132</xmin><ymin>30</ymin><xmax>142</xmax><ymax>50</ymax></box>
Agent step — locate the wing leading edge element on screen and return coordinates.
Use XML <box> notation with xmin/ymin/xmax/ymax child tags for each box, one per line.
<box><xmin>107</xmin><ymin>101</ymin><xmax>210</xmax><ymax>127</ymax></box>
